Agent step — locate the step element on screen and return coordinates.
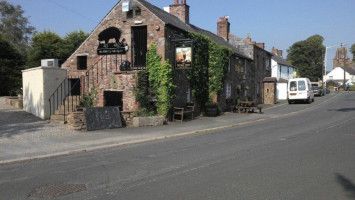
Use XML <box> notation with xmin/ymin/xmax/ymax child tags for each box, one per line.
<box><xmin>50</xmin><ymin>114</ymin><xmax>67</xmax><ymax>122</ymax></box>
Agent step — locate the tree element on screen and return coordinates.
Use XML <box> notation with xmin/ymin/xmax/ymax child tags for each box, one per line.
<box><xmin>0</xmin><ymin>1</ymin><xmax>35</xmax><ymax>55</ymax></box>
<box><xmin>0</xmin><ymin>34</ymin><xmax>25</xmax><ymax>95</ymax></box>
<box><xmin>27</xmin><ymin>31</ymin><xmax>63</xmax><ymax>68</ymax></box>
<box><xmin>351</xmin><ymin>44</ymin><xmax>355</xmax><ymax>62</ymax></box>
<box><xmin>60</xmin><ymin>30</ymin><xmax>89</xmax><ymax>62</ymax></box>
<box><xmin>287</xmin><ymin>35</ymin><xmax>325</xmax><ymax>81</ymax></box>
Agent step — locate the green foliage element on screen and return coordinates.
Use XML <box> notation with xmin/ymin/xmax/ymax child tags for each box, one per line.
<box><xmin>27</xmin><ymin>30</ymin><xmax>89</xmax><ymax>68</ymax></box>
<box><xmin>209</xmin><ymin>42</ymin><xmax>232</xmax><ymax>95</ymax></box>
<box><xmin>351</xmin><ymin>44</ymin><xmax>355</xmax><ymax>62</ymax></box>
<box><xmin>187</xmin><ymin>32</ymin><xmax>232</xmax><ymax>108</ymax></box>
<box><xmin>0</xmin><ymin>34</ymin><xmax>25</xmax><ymax>96</ymax></box>
<box><xmin>27</xmin><ymin>31</ymin><xmax>63</xmax><ymax>68</ymax></box>
<box><xmin>146</xmin><ymin>44</ymin><xmax>176</xmax><ymax>117</ymax></box>
<box><xmin>60</xmin><ymin>30</ymin><xmax>89</xmax><ymax>61</ymax></box>
<box><xmin>79</xmin><ymin>88</ymin><xmax>97</xmax><ymax>108</ymax></box>
<box><xmin>134</xmin><ymin>44</ymin><xmax>176</xmax><ymax>118</ymax></box>
<box><xmin>287</xmin><ymin>35</ymin><xmax>325</xmax><ymax>81</ymax></box>
<box><xmin>0</xmin><ymin>1</ymin><xmax>35</xmax><ymax>55</ymax></box>
<box><xmin>187</xmin><ymin>33</ymin><xmax>210</xmax><ymax>109</ymax></box>
<box><xmin>133</xmin><ymin>70</ymin><xmax>154</xmax><ymax>113</ymax></box>
<box><xmin>132</xmin><ymin>108</ymin><xmax>155</xmax><ymax>117</ymax></box>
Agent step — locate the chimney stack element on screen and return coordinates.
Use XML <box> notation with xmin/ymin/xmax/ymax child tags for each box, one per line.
<box><xmin>272</xmin><ymin>47</ymin><xmax>283</xmax><ymax>57</ymax></box>
<box><xmin>245</xmin><ymin>33</ymin><xmax>252</xmax><ymax>44</ymax></box>
<box><xmin>169</xmin><ymin>0</ymin><xmax>190</xmax><ymax>23</ymax></box>
<box><xmin>217</xmin><ymin>16</ymin><xmax>230</xmax><ymax>41</ymax></box>
<box><xmin>256</xmin><ymin>43</ymin><xmax>265</xmax><ymax>49</ymax></box>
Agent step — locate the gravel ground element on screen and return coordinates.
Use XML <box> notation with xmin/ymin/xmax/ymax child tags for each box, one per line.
<box><xmin>0</xmin><ymin>97</ymin><xmax>76</xmax><ymax>142</ymax></box>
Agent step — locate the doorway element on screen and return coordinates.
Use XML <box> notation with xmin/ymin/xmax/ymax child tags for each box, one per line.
<box><xmin>69</xmin><ymin>78</ymin><xmax>81</xmax><ymax>96</ymax></box>
<box><xmin>104</xmin><ymin>91</ymin><xmax>123</xmax><ymax>111</ymax></box>
<box><xmin>132</xmin><ymin>26</ymin><xmax>147</xmax><ymax>69</ymax></box>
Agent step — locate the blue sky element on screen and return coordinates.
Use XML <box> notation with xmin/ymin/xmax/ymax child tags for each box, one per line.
<box><xmin>7</xmin><ymin>0</ymin><xmax>355</xmax><ymax>70</ymax></box>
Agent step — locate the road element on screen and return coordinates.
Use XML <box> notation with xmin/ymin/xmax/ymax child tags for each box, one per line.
<box><xmin>1</xmin><ymin>92</ymin><xmax>355</xmax><ymax>200</ymax></box>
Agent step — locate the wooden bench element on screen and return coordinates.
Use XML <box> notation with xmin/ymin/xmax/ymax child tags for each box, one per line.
<box><xmin>173</xmin><ymin>105</ymin><xmax>195</xmax><ymax>122</ymax></box>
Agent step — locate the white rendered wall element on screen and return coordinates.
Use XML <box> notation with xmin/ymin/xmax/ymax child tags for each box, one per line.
<box><xmin>22</xmin><ymin>67</ymin><xmax>67</xmax><ymax>120</ymax></box>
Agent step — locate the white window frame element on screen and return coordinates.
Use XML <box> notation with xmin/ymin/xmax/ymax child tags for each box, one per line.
<box><xmin>226</xmin><ymin>83</ymin><xmax>232</xmax><ymax>99</ymax></box>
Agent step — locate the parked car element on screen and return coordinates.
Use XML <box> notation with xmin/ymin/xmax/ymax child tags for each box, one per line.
<box><xmin>312</xmin><ymin>86</ymin><xmax>324</xmax><ymax>96</ymax></box>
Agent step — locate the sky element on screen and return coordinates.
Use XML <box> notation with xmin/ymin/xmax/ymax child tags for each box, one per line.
<box><xmin>7</xmin><ymin>0</ymin><xmax>355</xmax><ymax>70</ymax></box>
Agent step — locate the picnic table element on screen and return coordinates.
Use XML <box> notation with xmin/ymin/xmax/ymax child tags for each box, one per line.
<box><xmin>231</xmin><ymin>101</ymin><xmax>263</xmax><ymax>114</ymax></box>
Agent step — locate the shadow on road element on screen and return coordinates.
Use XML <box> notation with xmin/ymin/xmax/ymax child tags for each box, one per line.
<box><xmin>336</xmin><ymin>173</ymin><xmax>355</xmax><ymax>199</ymax></box>
<box><xmin>328</xmin><ymin>107</ymin><xmax>355</xmax><ymax>113</ymax></box>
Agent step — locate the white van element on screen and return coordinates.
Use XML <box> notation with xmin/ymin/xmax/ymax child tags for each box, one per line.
<box><xmin>288</xmin><ymin>78</ymin><xmax>314</xmax><ymax>104</ymax></box>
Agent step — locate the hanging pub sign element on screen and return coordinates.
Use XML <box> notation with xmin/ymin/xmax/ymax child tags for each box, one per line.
<box><xmin>97</xmin><ymin>27</ymin><xmax>129</xmax><ymax>55</ymax></box>
<box><xmin>175</xmin><ymin>42</ymin><xmax>193</xmax><ymax>69</ymax></box>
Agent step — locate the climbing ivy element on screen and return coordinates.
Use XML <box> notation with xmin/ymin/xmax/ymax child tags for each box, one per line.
<box><xmin>186</xmin><ymin>33</ymin><xmax>210</xmax><ymax>110</ymax></box>
<box><xmin>187</xmin><ymin>32</ymin><xmax>232</xmax><ymax>108</ymax></box>
<box><xmin>134</xmin><ymin>44</ymin><xmax>176</xmax><ymax>118</ymax></box>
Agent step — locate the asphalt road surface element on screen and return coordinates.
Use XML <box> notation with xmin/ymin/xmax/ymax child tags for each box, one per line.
<box><xmin>1</xmin><ymin>92</ymin><xmax>355</xmax><ymax>200</ymax></box>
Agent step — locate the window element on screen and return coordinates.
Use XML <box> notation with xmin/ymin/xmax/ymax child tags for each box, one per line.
<box><xmin>77</xmin><ymin>56</ymin><xmax>87</xmax><ymax>70</ymax></box>
<box><xmin>186</xmin><ymin>87</ymin><xmax>191</xmax><ymax>103</ymax></box>
<box><xmin>290</xmin><ymin>81</ymin><xmax>297</xmax><ymax>91</ymax></box>
<box><xmin>226</xmin><ymin>83</ymin><xmax>232</xmax><ymax>99</ymax></box>
<box><xmin>135</xmin><ymin>8</ymin><xmax>141</xmax><ymax>16</ymax></box>
<box><xmin>298</xmin><ymin>81</ymin><xmax>306</xmax><ymax>91</ymax></box>
<box><xmin>126</xmin><ymin>10</ymin><xmax>133</xmax><ymax>19</ymax></box>
<box><xmin>228</xmin><ymin>59</ymin><xmax>231</xmax><ymax>72</ymax></box>
<box><xmin>265</xmin><ymin>59</ymin><xmax>270</xmax><ymax>70</ymax></box>
<box><xmin>244</xmin><ymin>60</ymin><xmax>247</xmax><ymax>74</ymax></box>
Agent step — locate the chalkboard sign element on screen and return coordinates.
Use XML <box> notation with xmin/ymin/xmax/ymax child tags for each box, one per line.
<box><xmin>84</xmin><ymin>107</ymin><xmax>123</xmax><ymax>131</ymax></box>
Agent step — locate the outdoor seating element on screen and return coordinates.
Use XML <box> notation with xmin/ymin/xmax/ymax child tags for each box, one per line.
<box><xmin>231</xmin><ymin>101</ymin><xmax>262</xmax><ymax>114</ymax></box>
<box><xmin>173</xmin><ymin>104</ymin><xmax>195</xmax><ymax>122</ymax></box>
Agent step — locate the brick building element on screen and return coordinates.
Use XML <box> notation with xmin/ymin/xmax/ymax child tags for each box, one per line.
<box><xmin>59</xmin><ymin>0</ymin><xmax>270</xmax><ymax>120</ymax></box>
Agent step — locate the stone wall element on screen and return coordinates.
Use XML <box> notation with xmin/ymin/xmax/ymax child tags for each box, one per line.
<box><xmin>61</xmin><ymin>0</ymin><xmax>167</xmax><ymax>112</ymax></box>
<box><xmin>263</xmin><ymin>82</ymin><xmax>276</xmax><ymax>105</ymax></box>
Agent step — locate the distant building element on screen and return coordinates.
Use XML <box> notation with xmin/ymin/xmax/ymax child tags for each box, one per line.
<box><xmin>270</xmin><ymin>47</ymin><xmax>296</xmax><ymax>81</ymax></box>
<box><xmin>333</xmin><ymin>44</ymin><xmax>354</xmax><ymax>69</ymax></box>
<box><xmin>325</xmin><ymin>67</ymin><xmax>355</xmax><ymax>87</ymax></box>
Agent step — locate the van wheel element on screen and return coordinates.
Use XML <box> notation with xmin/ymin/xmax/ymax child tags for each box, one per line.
<box><xmin>307</xmin><ymin>98</ymin><xmax>311</xmax><ymax>104</ymax></box>
<box><xmin>288</xmin><ymin>100</ymin><xmax>292</xmax><ymax>104</ymax></box>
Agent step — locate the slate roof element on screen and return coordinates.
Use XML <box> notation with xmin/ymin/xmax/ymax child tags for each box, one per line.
<box><xmin>137</xmin><ymin>0</ymin><xmax>249</xmax><ymax>59</ymax></box>
<box><xmin>271</xmin><ymin>53</ymin><xmax>294</xmax><ymax>67</ymax></box>
<box><xmin>228</xmin><ymin>33</ymin><xmax>253</xmax><ymax>59</ymax></box>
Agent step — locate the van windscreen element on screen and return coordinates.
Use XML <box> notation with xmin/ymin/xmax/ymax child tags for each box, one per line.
<box><xmin>290</xmin><ymin>81</ymin><xmax>297</xmax><ymax>91</ymax></box>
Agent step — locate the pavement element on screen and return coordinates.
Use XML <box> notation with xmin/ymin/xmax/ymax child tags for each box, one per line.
<box><xmin>0</xmin><ymin>96</ymin><xmax>303</xmax><ymax>165</ymax></box>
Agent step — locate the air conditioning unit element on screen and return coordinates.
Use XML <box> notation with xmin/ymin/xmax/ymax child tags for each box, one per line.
<box><xmin>41</xmin><ymin>59</ymin><xmax>59</xmax><ymax>68</ymax></box>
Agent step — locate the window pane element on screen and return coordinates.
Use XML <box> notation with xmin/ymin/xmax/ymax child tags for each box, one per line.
<box><xmin>298</xmin><ymin>81</ymin><xmax>306</xmax><ymax>91</ymax></box>
<box><xmin>77</xmin><ymin>56</ymin><xmax>87</xmax><ymax>70</ymax></box>
<box><xmin>290</xmin><ymin>81</ymin><xmax>297</xmax><ymax>91</ymax></box>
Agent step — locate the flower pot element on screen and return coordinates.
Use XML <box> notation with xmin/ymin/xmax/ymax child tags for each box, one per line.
<box><xmin>205</xmin><ymin>107</ymin><xmax>218</xmax><ymax>117</ymax></box>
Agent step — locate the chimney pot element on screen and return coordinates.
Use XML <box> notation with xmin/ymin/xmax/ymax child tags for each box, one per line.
<box><xmin>217</xmin><ymin>16</ymin><xmax>230</xmax><ymax>41</ymax></box>
<box><xmin>170</xmin><ymin>0</ymin><xmax>190</xmax><ymax>23</ymax></box>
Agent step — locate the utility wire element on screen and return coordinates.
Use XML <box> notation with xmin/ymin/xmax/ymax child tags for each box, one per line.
<box><xmin>46</xmin><ymin>0</ymin><xmax>98</xmax><ymax>24</ymax></box>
